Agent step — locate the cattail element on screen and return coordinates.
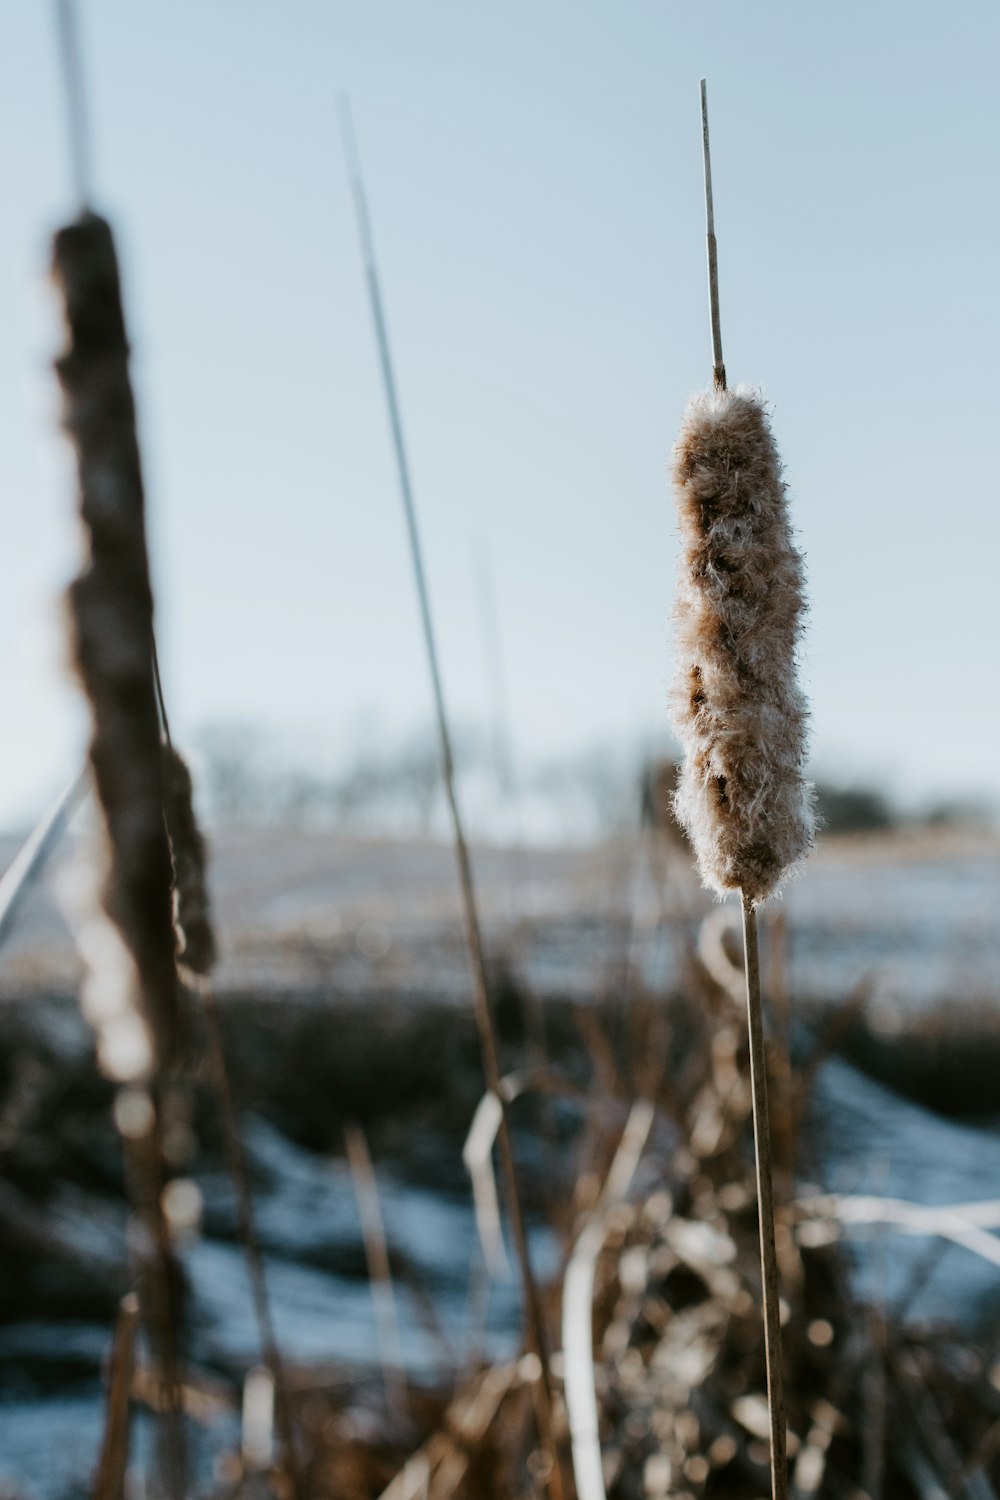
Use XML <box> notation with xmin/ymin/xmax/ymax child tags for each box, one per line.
<box><xmin>53</xmin><ymin>212</ymin><xmax>181</xmax><ymax>1072</ymax></box>
<box><xmin>162</xmin><ymin>745</ymin><xmax>217</xmax><ymax>977</ymax></box>
<box><xmin>668</xmin><ymin>83</ymin><xmax>807</xmax><ymax>1500</ymax></box>
<box><xmin>670</xmin><ymin>385</ymin><xmax>814</xmax><ymax>906</ymax></box>
<box><xmin>53</xmin><ymin>204</ymin><xmax>188</xmax><ymax>1500</ymax></box>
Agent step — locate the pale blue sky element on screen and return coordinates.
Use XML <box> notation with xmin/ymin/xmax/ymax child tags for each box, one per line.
<box><xmin>1</xmin><ymin>2</ymin><xmax>998</xmax><ymax>830</ymax></box>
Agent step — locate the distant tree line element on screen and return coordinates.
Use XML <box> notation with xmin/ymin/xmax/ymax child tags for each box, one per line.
<box><xmin>192</xmin><ymin>723</ymin><xmax>993</xmax><ymax>841</ymax></box>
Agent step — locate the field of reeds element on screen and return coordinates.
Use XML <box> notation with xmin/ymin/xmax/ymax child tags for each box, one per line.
<box><xmin>2</xmin><ymin>10</ymin><xmax>1000</xmax><ymax>1500</ymax></box>
<box><xmin>4</xmin><ymin>823</ymin><xmax>1000</xmax><ymax>1500</ymax></box>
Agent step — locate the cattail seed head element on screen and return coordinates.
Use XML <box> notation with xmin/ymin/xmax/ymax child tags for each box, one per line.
<box><xmin>162</xmin><ymin>746</ymin><xmax>217</xmax><ymax>978</ymax></box>
<box><xmin>53</xmin><ymin>213</ymin><xmax>180</xmax><ymax>1068</ymax></box>
<box><xmin>669</xmin><ymin>386</ymin><xmax>814</xmax><ymax>905</ymax></box>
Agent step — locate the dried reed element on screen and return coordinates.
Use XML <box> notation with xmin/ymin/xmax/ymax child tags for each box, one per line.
<box><xmin>665</xmin><ymin>81</ymin><xmax>815</xmax><ymax>1500</ymax></box>
<box><xmin>53</xmin><ymin>213</ymin><xmax>181</xmax><ymax>1075</ymax></box>
<box><xmin>158</xmin><ymin>736</ymin><xmax>303</xmax><ymax>1500</ymax></box>
<box><xmin>340</xmin><ymin>98</ymin><xmax>566</xmax><ymax>1500</ymax></box>
<box><xmin>52</xmin><ymin>208</ymin><xmax>187</xmax><ymax>1500</ymax></box>
<box><xmin>345</xmin><ymin>1123</ymin><xmax>410</xmax><ymax>1427</ymax></box>
<box><xmin>91</xmin><ymin>1291</ymin><xmax>139</xmax><ymax>1500</ymax></box>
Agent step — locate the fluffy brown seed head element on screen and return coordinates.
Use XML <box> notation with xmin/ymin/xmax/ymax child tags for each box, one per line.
<box><xmin>53</xmin><ymin>213</ymin><xmax>180</xmax><ymax>1070</ymax></box>
<box><xmin>162</xmin><ymin>746</ymin><xmax>217</xmax><ymax>977</ymax></box>
<box><xmin>669</xmin><ymin>386</ymin><xmax>814</xmax><ymax>905</ymax></box>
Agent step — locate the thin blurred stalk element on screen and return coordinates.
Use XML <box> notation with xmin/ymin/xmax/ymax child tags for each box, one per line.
<box><xmin>741</xmin><ymin>896</ymin><xmax>788</xmax><ymax>1500</ymax></box>
<box><xmin>0</xmin><ymin>766</ymin><xmax>89</xmax><ymax>950</ymax></box>
<box><xmin>340</xmin><ymin>97</ymin><xmax>565</xmax><ymax>1500</ymax></box>
<box><xmin>91</xmin><ymin>1292</ymin><xmax>139</xmax><ymax>1500</ymax></box>
<box><xmin>199</xmin><ymin>979</ymin><xmax>303</xmax><ymax>1496</ymax></box>
<box><xmin>345</xmin><ymin>1123</ymin><xmax>409</xmax><ymax>1426</ymax></box>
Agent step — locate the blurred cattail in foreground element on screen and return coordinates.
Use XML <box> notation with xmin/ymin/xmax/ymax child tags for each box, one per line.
<box><xmin>670</xmin><ymin>386</ymin><xmax>814</xmax><ymax>906</ymax></box>
<box><xmin>52</xmin><ymin>207</ymin><xmax>188</xmax><ymax>1500</ymax></box>
<box><xmin>53</xmin><ymin>213</ymin><xmax>180</xmax><ymax>1075</ymax></box>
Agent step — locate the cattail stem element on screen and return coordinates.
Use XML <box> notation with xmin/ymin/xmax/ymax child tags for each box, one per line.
<box><xmin>741</xmin><ymin>894</ymin><xmax>788</xmax><ymax>1500</ymax></box>
<box><xmin>340</xmin><ymin>97</ymin><xmax>565</xmax><ymax>1500</ymax></box>
<box><xmin>344</xmin><ymin>1123</ymin><xmax>409</xmax><ymax>1427</ymax></box>
<box><xmin>199</xmin><ymin>980</ymin><xmax>303</xmax><ymax>1499</ymax></box>
<box><xmin>118</xmin><ymin>1098</ymin><xmax>187</xmax><ymax>1500</ymax></box>
<box><xmin>700</xmin><ymin>79</ymin><xmax>726</xmax><ymax>393</ymax></box>
<box><xmin>53</xmin><ymin>0</ymin><xmax>92</xmax><ymax>213</ymax></box>
<box><xmin>91</xmin><ymin>1291</ymin><xmax>139</xmax><ymax>1500</ymax></box>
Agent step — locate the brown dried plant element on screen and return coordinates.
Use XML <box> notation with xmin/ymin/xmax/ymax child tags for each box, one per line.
<box><xmin>670</xmin><ymin>386</ymin><xmax>814</xmax><ymax>907</ymax></box>
<box><xmin>53</xmin><ymin>213</ymin><xmax>180</xmax><ymax>1077</ymax></box>
<box><xmin>53</xmin><ymin>209</ymin><xmax>187</xmax><ymax>1500</ymax></box>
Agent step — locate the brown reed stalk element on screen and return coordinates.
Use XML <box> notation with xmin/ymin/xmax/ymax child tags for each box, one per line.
<box><xmin>666</xmin><ymin>80</ymin><xmax>816</xmax><ymax>1500</ymax></box>
<box><xmin>199</xmin><ymin>983</ymin><xmax>305</xmax><ymax>1498</ymax></box>
<box><xmin>344</xmin><ymin>1123</ymin><xmax>410</xmax><ymax>1427</ymax></box>
<box><xmin>700</xmin><ymin>79</ymin><xmax>726</xmax><ymax>394</ymax></box>
<box><xmin>340</xmin><ymin>98</ymin><xmax>566</xmax><ymax>1500</ymax></box>
<box><xmin>159</xmin><ymin>739</ymin><xmax>304</xmax><ymax>1500</ymax></box>
<box><xmin>52</xmin><ymin>209</ymin><xmax>188</xmax><ymax>1500</ymax></box>
<box><xmin>91</xmin><ymin>1291</ymin><xmax>139</xmax><ymax>1500</ymax></box>
<box><xmin>740</xmin><ymin>896</ymin><xmax>788</xmax><ymax>1500</ymax></box>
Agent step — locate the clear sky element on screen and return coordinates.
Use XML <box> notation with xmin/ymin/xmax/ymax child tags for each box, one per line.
<box><xmin>1</xmin><ymin>1</ymin><xmax>998</xmax><ymax>831</ymax></box>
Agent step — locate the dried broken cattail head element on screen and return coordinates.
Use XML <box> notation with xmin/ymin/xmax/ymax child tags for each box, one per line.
<box><xmin>670</xmin><ymin>386</ymin><xmax>814</xmax><ymax>905</ymax></box>
<box><xmin>162</xmin><ymin>746</ymin><xmax>217</xmax><ymax>977</ymax></box>
<box><xmin>53</xmin><ymin>212</ymin><xmax>180</xmax><ymax>1069</ymax></box>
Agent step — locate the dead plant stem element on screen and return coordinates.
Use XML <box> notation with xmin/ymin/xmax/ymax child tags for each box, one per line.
<box><xmin>741</xmin><ymin>894</ymin><xmax>788</xmax><ymax>1500</ymax></box>
<box><xmin>148</xmin><ymin>630</ymin><xmax>301</xmax><ymax>1494</ymax></box>
<box><xmin>91</xmin><ymin>1291</ymin><xmax>139</xmax><ymax>1500</ymax></box>
<box><xmin>339</xmin><ymin>95</ymin><xmax>565</xmax><ymax>1500</ymax></box>
<box><xmin>700</xmin><ymin>79</ymin><xmax>726</xmax><ymax>393</ymax></box>
<box><xmin>200</xmin><ymin>981</ymin><xmax>303</xmax><ymax>1498</ymax></box>
<box><xmin>345</xmin><ymin>1123</ymin><xmax>409</xmax><ymax>1427</ymax></box>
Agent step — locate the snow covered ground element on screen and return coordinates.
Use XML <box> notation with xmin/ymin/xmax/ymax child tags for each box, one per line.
<box><xmin>1</xmin><ymin>823</ymin><xmax>997</xmax><ymax>1011</ymax></box>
